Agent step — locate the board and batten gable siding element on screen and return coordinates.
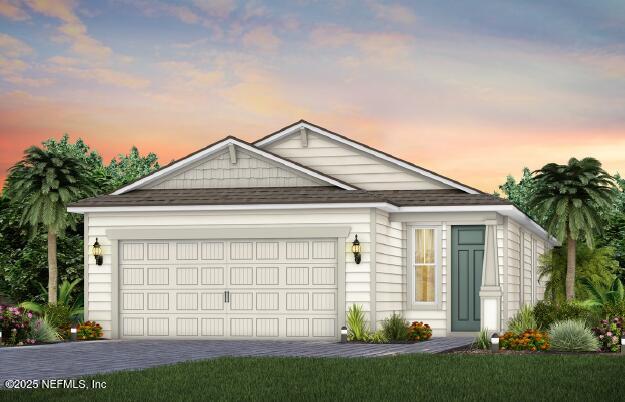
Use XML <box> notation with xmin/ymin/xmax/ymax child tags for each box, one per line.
<box><xmin>374</xmin><ymin>210</ymin><xmax>404</xmax><ymax>325</ymax></box>
<box><xmin>262</xmin><ymin>130</ymin><xmax>453</xmax><ymax>191</ymax></box>
<box><xmin>505</xmin><ymin>217</ymin><xmax>550</xmax><ymax>324</ymax></box>
<box><xmin>84</xmin><ymin>209</ymin><xmax>372</xmax><ymax>338</ymax></box>
<box><xmin>145</xmin><ymin>148</ymin><xmax>323</xmax><ymax>190</ymax></box>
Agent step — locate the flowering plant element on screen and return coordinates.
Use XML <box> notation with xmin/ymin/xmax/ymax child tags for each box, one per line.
<box><xmin>500</xmin><ymin>329</ymin><xmax>550</xmax><ymax>351</ymax></box>
<box><xmin>592</xmin><ymin>317</ymin><xmax>623</xmax><ymax>352</ymax></box>
<box><xmin>407</xmin><ymin>321</ymin><xmax>432</xmax><ymax>341</ymax></box>
<box><xmin>76</xmin><ymin>321</ymin><xmax>103</xmax><ymax>340</ymax></box>
<box><xmin>0</xmin><ymin>305</ymin><xmax>35</xmax><ymax>346</ymax></box>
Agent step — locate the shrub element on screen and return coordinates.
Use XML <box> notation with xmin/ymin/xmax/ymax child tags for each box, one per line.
<box><xmin>381</xmin><ymin>313</ymin><xmax>409</xmax><ymax>341</ymax></box>
<box><xmin>549</xmin><ymin>319</ymin><xmax>600</xmax><ymax>352</ymax></box>
<box><xmin>28</xmin><ymin>317</ymin><xmax>62</xmax><ymax>343</ymax></box>
<box><xmin>592</xmin><ymin>317</ymin><xmax>623</xmax><ymax>352</ymax></box>
<box><xmin>473</xmin><ymin>329</ymin><xmax>491</xmax><ymax>350</ymax></box>
<box><xmin>407</xmin><ymin>321</ymin><xmax>432</xmax><ymax>342</ymax></box>
<box><xmin>500</xmin><ymin>329</ymin><xmax>549</xmax><ymax>351</ymax></box>
<box><xmin>533</xmin><ymin>300</ymin><xmax>591</xmax><ymax>330</ymax></box>
<box><xmin>0</xmin><ymin>305</ymin><xmax>34</xmax><ymax>345</ymax></box>
<box><xmin>507</xmin><ymin>305</ymin><xmax>537</xmax><ymax>334</ymax></box>
<box><xmin>346</xmin><ymin>304</ymin><xmax>369</xmax><ymax>341</ymax></box>
<box><xmin>43</xmin><ymin>303</ymin><xmax>73</xmax><ymax>338</ymax></box>
<box><xmin>76</xmin><ymin>321</ymin><xmax>103</xmax><ymax>340</ymax></box>
<box><xmin>363</xmin><ymin>330</ymin><xmax>388</xmax><ymax>344</ymax></box>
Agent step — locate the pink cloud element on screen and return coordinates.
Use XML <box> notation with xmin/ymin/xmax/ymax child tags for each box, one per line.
<box><xmin>242</xmin><ymin>26</ymin><xmax>281</xmax><ymax>51</ymax></box>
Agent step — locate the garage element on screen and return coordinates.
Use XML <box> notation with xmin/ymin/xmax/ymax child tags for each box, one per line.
<box><xmin>118</xmin><ymin>238</ymin><xmax>338</xmax><ymax>339</ymax></box>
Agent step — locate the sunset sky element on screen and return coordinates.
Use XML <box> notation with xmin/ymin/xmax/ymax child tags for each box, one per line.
<box><xmin>1</xmin><ymin>0</ymin><xmax>624</xmax><ymax>193</ymax></box>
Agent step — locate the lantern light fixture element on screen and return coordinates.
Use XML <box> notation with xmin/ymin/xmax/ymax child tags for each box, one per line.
<box><xmin>351</xmin><ymin>235</ymin><xmax>361</xmax><ymax>264</ymax></box>
<box><xmin>491</xmin><ymin>333</ymin><xmax>499</xmax><ymax>353</ymax></box>
<box><xmin>92</xmin><ymin>238</ymin><xmax>103</xmax><ymax>266</ymax></box>
<box><xmin>621</xmin><ymin>334</ymin><xmax>625</xmax><ymax>354</ymax></box>
<box><xmin>70</xmin><ymin>326</ymin><xmax>78</xmax><ymax>341</ymax></box>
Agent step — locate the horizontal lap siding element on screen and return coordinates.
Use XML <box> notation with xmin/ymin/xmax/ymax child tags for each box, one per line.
<box><xmin>86</xmin><ymin>209</ymin><xmax>371</xmax><ymax>338</ymax></box>
<box><xmin>264</xmin><ymin>132</ymin><xmax>450</xmax><ymax>191</ymax></box>
<box><xmin>375</xmin><ymin>210</ymin><xmax>404</xmax><ymax>325</ymax></box>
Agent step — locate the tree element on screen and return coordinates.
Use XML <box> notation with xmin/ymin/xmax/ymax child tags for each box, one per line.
<box><xmin>498</xmin><ymin>167</ymin><xmax>541</xmax><ymax>223</ymax></box>
<box><xmin>538</xmin><ymin>244</ymin><xmax>619</xmax><ymax>304</ymax></box>
<box><xmin>105</xmin><ymin>146</ymin><xmax>159</xmax><ymax>192</ymax></box>
<box><xmin>529</xmin><ymin>157</ymin><xmax>615</xmax><ymax>300</ymax></box>
<box><xmin>597</xmin><ymin>174</ymin><xmax>625</xmax><ymax>280</ymax></box>
<box><xmin>6</xmin><ymin>145</ymin><xmax>97</xmax><ymax>303</ymax></box>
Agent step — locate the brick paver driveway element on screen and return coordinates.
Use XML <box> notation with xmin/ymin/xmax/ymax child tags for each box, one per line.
<box><xmin>0</xmin><ymin>337</ymin><xmax>472</xmax><ymax>381</ymax></box>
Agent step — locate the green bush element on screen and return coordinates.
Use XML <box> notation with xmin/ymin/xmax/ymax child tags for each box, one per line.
<box><xmin>473</xmin><ymin>329</ymin><xmax>491</xmax><ymax>350</ymax></box>
<box><xmin>508</xmin><ymin>305</ymin><xmax>538</xmax><ymax>334</ymax></box>
<box><xmin>533</xmin><ymin>300</ymin><xmax>591</xmax><ymax>330</ymax></box>
<box><xmin>363</xmin><ymin>330</ymin><xmax>388</xmax><ymax>344</ymax></box>
<box><xmin>381</xmin><ymin>313</ymin><xmax>409</xmax><ymax>341</ymax></box>
<box><xmin>28</xmin><ymin>317</ymin><xmax>62</xmax><ymax>343</ymax></box>
<box><xmin>346</xmin><ymin>304</ymin><xmax>369</xmax><ymax>341</ymax></box>
<box><xmin>549</xmin><ymin>320</ymin><xmax>600</xmax><ymax>352</ymax></box>
<box><xmin>43</xmin><ymin>303</ymin><xmax>72</xmax><ymax>337</ymax></box>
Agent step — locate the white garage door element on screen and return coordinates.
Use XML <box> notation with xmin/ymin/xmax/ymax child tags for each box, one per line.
<box><xmin>119</xmin><ymin>239</ymin><xmax>338</xmax><ymax>339</ymax></box>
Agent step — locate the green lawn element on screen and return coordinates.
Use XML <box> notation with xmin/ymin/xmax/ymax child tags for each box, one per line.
<box><xmin>7</xmin><ymin>354</ymin><xmax>625</xmax><ymax>401</ymax></box>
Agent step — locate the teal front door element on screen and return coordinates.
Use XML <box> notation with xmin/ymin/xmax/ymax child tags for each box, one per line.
<box><xmin>451</xmin><ymin>226</ymin><xmax>485</xmax><ymax>332</ymax></box>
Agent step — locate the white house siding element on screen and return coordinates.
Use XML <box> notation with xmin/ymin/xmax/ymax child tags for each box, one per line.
<box><xmin>85</xmin><ymin>208</ymin><xmax>372</xmax><ymax>338</ymax></box>
<box><xmin>505</xmin><ymin>218</ymin><xmax>550</xmax><ymax>325</ymax></box>
<box><xmin>146</xmin><ymin>148</ymin><xmax>323</xmax><ymax>190</ymax></box>
<box><xmin>262</xmin><ymin>131</ymin><xmax>452</xmax><ymax>191</ymax></box>
<box><xmin>374</xmin><ymin>210</ymin><xmax>404</xmax><ymax>326</ymax></box>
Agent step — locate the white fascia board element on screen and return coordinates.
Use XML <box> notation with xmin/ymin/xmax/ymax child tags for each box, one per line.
<box><xmin>67</xmin><ymin>202</ymin><xmax>394</xmax><ymax>214</ymax></box>
<box><xmin>255</xmin><ymin>122</ymin><xmax>479</xmax><ymax>195</ymax></box>
<box><xmin>395</xmin><ymin>205</ymin><xmax>558</xmax><ymax>246</ymax></box>
<box><xmin>112</xmin><ymin>137</ymin><xmax>356</xmax><ymax>194</ymax></box>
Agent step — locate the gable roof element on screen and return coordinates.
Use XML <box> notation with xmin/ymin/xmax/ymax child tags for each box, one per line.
<box><xmin>112</xmin><ymin>136</ymin><xmax>359</xmax><ymax>195</ymax></box>
<box><xmin>254</xmin><ymin>120</ymin><xmax>483</xmax><ymax>195</ymax></box>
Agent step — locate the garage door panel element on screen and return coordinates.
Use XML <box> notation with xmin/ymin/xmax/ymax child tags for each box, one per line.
<box><xmin>176</xmin><ymin>317</ymin><xmax>198</xmax><ymax>336</ymax></box>
<box><xmin>286</xmin><ymin>267</ymin><xmax>309</xmax><ymax>285</ymax></box>
<box><xmin>201</xmin><ymin>292</ymin><xmax>225</xmax><ymax>310</ymax></box>
<box><xmin>147</xmin><ymin>267</ymin><xmax>169</xmax><ymax>285</ymax></box>
<box><xmin>256</xmin><ymin>318</ymin><xmax>279</xmax><ymax>337</ymax></box>
<box><xmin>256</xmin><ymin>292</ymin><xmax>279</xmax><ymax>310</ymax></box>
<box><xmin>176</xmin><ymin>267</ymin><xmax>198</xmax><ymax>285</ymax></box>
<box><xmin>120</xmin><ymin>239</ymin><xmax>338</xmax><ymax>339</ymax></box>
<box><xmin>201</xmin><ymin>267</ymin><xmax>224</xmax><ymax>285</ymax></box>
<box><xmin>201</xmin><ymin>242</ymin><xmax>224</xmax><ymax>260</ymax></box>
<box><xmin>123</xmin><ymin>268</ymin><xmax>144</xmax><ymax>285</ymax></box>
<box><xmin>230</xmin><ymin>292</ymin><xmax>253</xmax><ymax>310</ymax></box>
<box><xmin>201</xmin><ymin>318</ymin><xmax>224</xmax><ymax>336</ymax></box>
<box><xmin>230</xmin><ymin>267</ymin><xmax>253</xmax><ymax>285</ymax></box>
<box><xmin>176</xmin><ymin>293</ymin><xmax>199</xmax><ymax>310</ymax></box>
<box><xmin>147</xmin><ymin>317</ymin><xmax>169</xmax><ymax>336</ymax></box>
<box><xmin>147</xmin><ymin>293</ymin><xmax>170</xmax><ymax>310</ymax></box>
<box><xmin>230</xmin><ymin>318</ymin><xmax>253</xmax><ymax>336</ymax></box>
<box><xmin>147</xmin><ymin>243</ymin><xmax>169</xmax><ymax>260</ymax></box>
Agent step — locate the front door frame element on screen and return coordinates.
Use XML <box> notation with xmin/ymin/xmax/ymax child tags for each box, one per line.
<box><xmin>450</xmin><ymin>225</ymin><xmax>485</xmax><ymax>333</ymax></box>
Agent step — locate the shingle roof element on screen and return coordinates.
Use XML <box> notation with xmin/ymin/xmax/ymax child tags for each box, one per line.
<box><xmin>69</xmin><ymin>187</ymin><xmax>510</xmax><ymax>208</ymax></box>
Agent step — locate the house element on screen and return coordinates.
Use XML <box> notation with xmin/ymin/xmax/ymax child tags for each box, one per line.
<box><xmin>68</xmin><ymin>120</ymin><xmax>556</xmax><ymax>339</ymax></box>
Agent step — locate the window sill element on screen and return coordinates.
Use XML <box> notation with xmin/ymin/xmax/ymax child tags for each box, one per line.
<box><xmin>408</xmin><ymin>302</ymin><xmax>443</xmax><ymax>311</ymax></box>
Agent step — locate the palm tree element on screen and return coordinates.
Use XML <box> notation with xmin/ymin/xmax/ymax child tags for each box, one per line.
<box><xmin>20</xmin><ymin>278</ymin><xmax>84</xmax><ymax>321</ymax></box>
<box><xmin>581</xmin><ymin>277</ymin><xmax>625</xmax><ymax>319</ymax></box>
<box><xmin>7</xmin><ymin>145</ymin><xmax>96</xmax><ymax>303</ymax></box>
<box><xmin>529</xmin><ymin>157</ymin><xmax>615</xmax><ymax>300</ymax></box>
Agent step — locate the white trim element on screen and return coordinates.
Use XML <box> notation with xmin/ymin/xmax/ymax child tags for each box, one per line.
<box><xmin>68</xmin><ymin>202</ymin><xmax>557</xmax><ymax>246</ymax></box>
<box><xmin>255</xmin><ymin>122</ymin><xmax>479</xmax><ymax>194</ymax></box>
<box><xmin>112</xmin><ymin>137</ymin><xmax>357</xmax><ymax>194</ymax></box>
<box><xmin>407</xmin><ymin>226</ymin><xmax>440</xmax><ymax>307</ymax></box>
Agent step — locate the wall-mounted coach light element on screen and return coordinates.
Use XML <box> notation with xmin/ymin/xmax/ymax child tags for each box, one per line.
<box><xmin>92</xmin><ymin>238</ymin><xmax>103</xmax><ymax>266</ymax></box>
<box><xmin>351</xmin><ymin>235</ymin><xmax>361</xmax><ymax>264</ymax></box>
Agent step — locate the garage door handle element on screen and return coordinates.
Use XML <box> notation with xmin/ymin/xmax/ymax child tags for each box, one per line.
<box><xmin>224</xmin><ymin>291</ymin><xmax>230</xmax><ymax>303</ymax></box>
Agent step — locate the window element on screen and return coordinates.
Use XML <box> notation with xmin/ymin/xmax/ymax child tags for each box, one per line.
<box><xmin>413</xmin><ymin>228</ymin><xmax>437</xmax><ymax>303</ymax></box>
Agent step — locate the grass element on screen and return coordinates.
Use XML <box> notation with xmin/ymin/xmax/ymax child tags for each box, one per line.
<box><xmin>6</xmin><ymin>354</ymin><xmax>624</xmax><ymax>401</ymax></box>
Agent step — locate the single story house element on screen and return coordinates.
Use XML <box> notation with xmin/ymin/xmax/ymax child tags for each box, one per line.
<box><xmin>69</xmin><ymin>120</ymin><xmax>556</xmax><ymax>340</ymax></box>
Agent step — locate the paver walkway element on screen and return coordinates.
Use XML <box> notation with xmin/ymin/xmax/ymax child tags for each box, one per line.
<box><xmin>0</xmin><ymin>337</ymin><xmax>472</xmax><ymax>381</ymax></box>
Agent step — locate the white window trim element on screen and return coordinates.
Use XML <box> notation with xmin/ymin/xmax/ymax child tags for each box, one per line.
<box><xmin>407</xmin><ymin>225</ymin><xmax>441</xmax><ymax>309</ymax></box>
